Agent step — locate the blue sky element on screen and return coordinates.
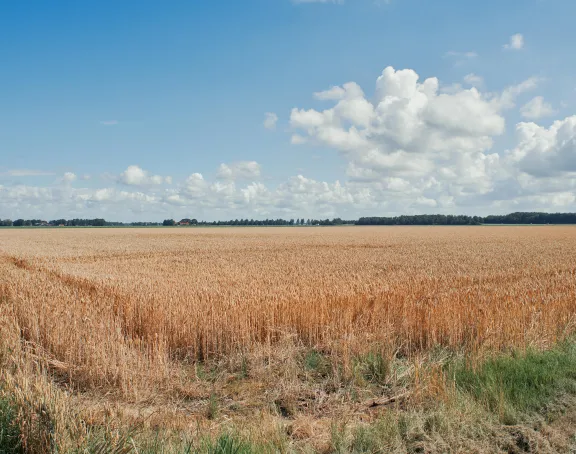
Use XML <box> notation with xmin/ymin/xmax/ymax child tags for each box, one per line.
<box><xmin>1</xmin><ymin>0</ymin><xmax>576</xmax><ymax>221</ymax></box>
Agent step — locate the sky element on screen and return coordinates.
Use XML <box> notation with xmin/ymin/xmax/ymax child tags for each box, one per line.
<box><xmin>1</xmin><ymin>0</ymin><xmax>576</xmax><ymax>221</ymax></box>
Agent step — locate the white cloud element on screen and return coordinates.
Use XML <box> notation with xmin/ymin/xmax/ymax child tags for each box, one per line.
<box><xmin>520</xmin><ymin>96</ymin><xmax>556</xmax><ymax>119</ymax></box>
<box><xmin>62</xmin><ymin>172</ymin><xmax>77</xmax><ymax>183</ymax></box>
<box><xmin>506</xmin><ymin>116</ymin><xmax>576</xmax><ymax>177</ymax></box>
<box><xmin>287</xmin><ymin>66</ymin><xmax>573</xmax><ymax>212</ymax></box>
<box><xmin>291</xmin><ymin>134</ymin><xmax>307</xmax><ymax>145</ymax></box>
<box><xmin>290</xmin><ymin>66</ymin><xmax>509</xmax><ymax>178</ymax></box>
<box><xmin>119</xmin><ymin>165</ymin><xmax>171</xmax><ymax>186</ymax></box>
<box><xmin>314</xmin><ymin>86</ymin><xmax>347</xmax><ymax>100</ymax></box>
<box><xmin>216</xmin><ymin>161</ymin><xmax>261</xmax><ymax>180</ymax></box>
<box><xmin>100</xmin><ymin>120</ymin><xmax>119</xmax><ymax>126</ymax></box>
<box><xmin>463</xmin><ymin>73</ymin><xmax>483</xmax><ymax>86</ymax></box>
<box><xmin>503</xmin><ymin>33</ymin><xmax>524</xmax><ymax>50</ymax></box>
<box><xmin>263</xmin><ymin>112</ymin><xmax>278</xmax><ymax>130</ymax></box>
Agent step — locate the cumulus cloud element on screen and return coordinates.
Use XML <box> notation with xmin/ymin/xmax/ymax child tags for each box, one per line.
<box><xmin>216</xmin><ymin>161</ymin><xmax>261</xmax><ymax>180</ymax></box>
<box><xmin>263</xmin><ymin>112</ymin><xmax>278</xmax><ymax>130</ymax></box>
<box><xmin>289</xmin><ymin>66</ymin><xmax>574</xmax><ymax>211</ymax></box>
<box><xmin>503</xmin><ymin>33</ymin><xmax>524</xmax><ymax>50</ymax></box>
<box><xmin>506</xmin><ymin>116</ymin><xmax>576</xmax><ymax>177</ymax></box>
<box><xmin>520</xmin><ymin>96</ymin><xmax>556</xmax><ymax>119</ymax></box>
<box><xmin>290</xmin><ymin>66</ymin><xmax>509</xmax><ymax>171</ymax></box>
<box><xmin>119</xmin><ymin>165</ymin><xmax>171</xmax><ymax>186</ymax></box>
<box><xmin>314</xmin><ymin>86</ymin><xmax>347</xmax><ymax>100</ymax></box>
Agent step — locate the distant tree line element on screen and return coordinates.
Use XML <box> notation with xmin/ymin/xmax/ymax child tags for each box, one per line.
<box><xmin>481</xmin><ymin>212</ymin><xmax>576</xmax><ymax>224</ymax></box>
<box><xmin>0</xmin><ymin>218</ymin><xmax>161</xmax><ymax>227</ymax></box>
<box><xmin>49</xmin><ymin>218</ymin><xmax>107</xmax><ymax>226</ymax></box>
<box><xmin>357</xmin><ymin>215</ymin><xmax>482</xmax><ymax>225</ymax></box>
<box><xmin>189</xmin><ymin>218</ymin><xmax>353</xmax><ymax>226</ymax></box>
<box><xmin>2</xmin><ymin>212</ymin><xmax>576</xmax><ymax>228</ymax></box>
<box><xmin>356</xmin><ymin>212</ymin><xmax>576</xmax><ymax>226</ymax></box>
<box><xmin>160</xmin><ymin>218</ymin><xmax>353</xmax><ymax>226</ymax></box>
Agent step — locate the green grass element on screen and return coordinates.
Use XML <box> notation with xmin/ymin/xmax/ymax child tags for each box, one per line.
<box><xmin>353</xmin><ymin>352</ymin><xmax>390</xmax><ymax>386</ymax></box>
<box><xmin>70</xmin><ymin>430</ymin><xmax>264</xmax><ymax>454</ymax></box>
<box><xmin>302</xmin><ymin>350</ymin><xmax>331</xmax><ymax>379</ymax></box>
<box><xmin>0</xmin><ymin>396</ymin><xmax>23</xmax><ymax>454</ymax></box>
<box><xmin>451</xmin><ymin>341</ymin><xmax>576</xmax><ymax>422</ymax></box>
<box><xmin>201</xmin><ymin>433</ymin><xmax>255</xmax><ymax>454</ymax></box>
<box><xmin>349</xmin><ymin>414</ymin><xmax>401</xmax><ymax>453</ymax></box>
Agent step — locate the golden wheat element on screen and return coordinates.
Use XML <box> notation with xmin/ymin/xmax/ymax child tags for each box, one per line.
<box><xmin>1</xmin><ymin>226</ymin><xmax>576</xmax><ymax>401</ymax></box>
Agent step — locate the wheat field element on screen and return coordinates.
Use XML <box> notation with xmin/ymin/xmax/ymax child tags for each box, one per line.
<box><xmin>1</xmin><ymin>226</ymin><xmax>576</xmax><ymax>451</ymax></box>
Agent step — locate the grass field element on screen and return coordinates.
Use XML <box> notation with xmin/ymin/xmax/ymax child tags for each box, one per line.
<box><xmin>1</xmin><ymin>226</ymin><xmax>576</xmax><ymax>453</ymax></box>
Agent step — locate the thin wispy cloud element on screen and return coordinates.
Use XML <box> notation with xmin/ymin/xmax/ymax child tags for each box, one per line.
<box><xmin>99</xmin><ymin>120</ymin><xmax>119</xmax><ymax>126</ymax></box>
<box><xmin>2</xmin><ymin>169</ymin><xmax>55</xmax><ymax>177</ymax></box>
<box><xmin>463</xmin><ymin>73</ymin><xmax>484</xmax><ymax>86</ymax></box>
<box><xmin>445</xmin><ymin>51</ymin><xmax>478</xmax><ymax>59</ymax></box>
<box><xmin>444</xmin><ymin>50</ymin><xmax>478</xmax><ymax>60</ymax></box>
<box><xmin>444</xmin><ymin>51</ymin><xmax>478</xmax><ymax>67</ymax></box>
<box><xmin>520</xmin><ymin>96</ymin><xmax>556</xmax><ymax>119</ymax></box>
